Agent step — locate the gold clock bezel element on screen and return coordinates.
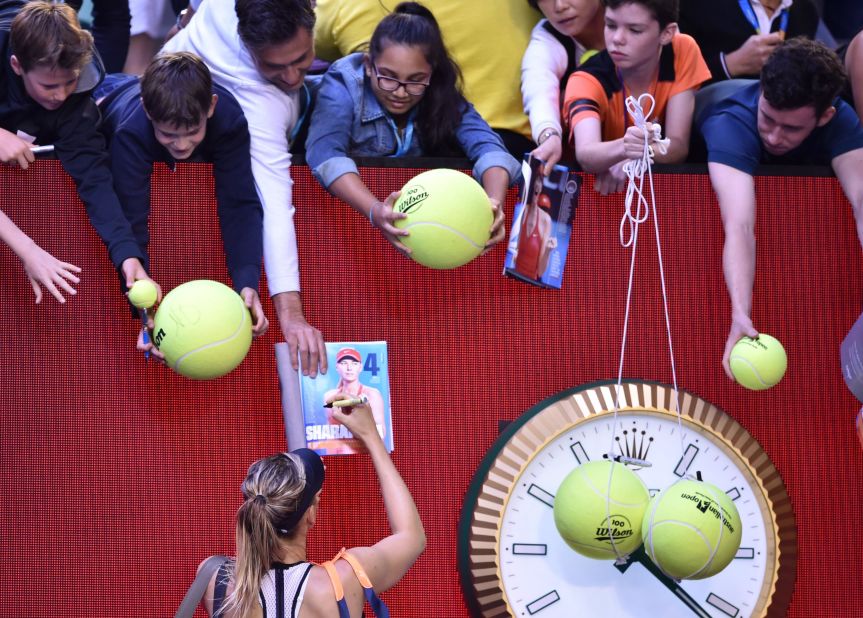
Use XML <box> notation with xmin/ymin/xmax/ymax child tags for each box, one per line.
<box><xmin>457</xmin><ymin>380</ymin><xmax>797</xmax><ymax>618</ymax></box>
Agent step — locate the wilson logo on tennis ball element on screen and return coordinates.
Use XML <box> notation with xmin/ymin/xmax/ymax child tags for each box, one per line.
<box><xmin>593</xmin><ymin>515</ymin><xmax>636</xmax><ymax>543</ymax></box>
<box><xmin>396</xmin><ymin>185</ymin><xmax>429</xmax><ymax>214</ymax></box>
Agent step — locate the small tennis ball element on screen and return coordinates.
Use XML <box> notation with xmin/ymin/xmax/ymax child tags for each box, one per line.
<box><xmin>393</xmin><ymin>168</ymin><xmax>492</xmax><ymax>269</ymax></box>
<box><xmin>553</xmin><ymin>460</ymin><xmax>650</xmax><ymax>560</ymax></box>
<box><xmin>729</xmin><ymin>334</ymin><xmax>787</xmax><ymax>390</ymax></box>
<box><xmin>128</xmin><ymin>279</ymin><xmax>157</xmax><ymax>309</ymax></box>
<box><xmin>642</xmin><ymin>479</ymin><xmax>742</xmax><ymax>580</ymax></box>
<box><xmin>152</xmin><ymin>280</ymin><xmax>252</xmax><ymax>380</ymax></box>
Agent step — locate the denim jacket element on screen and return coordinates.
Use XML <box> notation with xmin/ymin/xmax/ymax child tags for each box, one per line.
<box><xmin>306</xmin><ymin>53</ymin><xmax>520</xmax><ymax>189</ymax></box>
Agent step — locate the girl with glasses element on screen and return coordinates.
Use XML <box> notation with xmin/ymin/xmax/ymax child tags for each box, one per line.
<box><xmin>306</xmin><ymin>2</ymin><xmax>521</xmax><ymax>257</ymax></box>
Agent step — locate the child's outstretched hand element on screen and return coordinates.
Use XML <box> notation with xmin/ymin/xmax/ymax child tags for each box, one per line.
<box><xmin>21</xmin><ymin>241</ymin><xmax>81</xmax><ymax>304</ymax></box>
<box><xmin>370</xmin><ymin>191</ymin><xmax>411</xmax><ymax>255</ymax></box>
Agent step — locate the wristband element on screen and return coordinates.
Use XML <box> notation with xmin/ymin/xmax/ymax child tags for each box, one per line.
<box><xmin>369</xmin><ymin>203</ymin><xmax>376</xmax><ymax>228</ymax></box>
<box><xmin>537</xmin><ymin>128</ymin><xmax>561</xmax><ymax>145</ymax></box>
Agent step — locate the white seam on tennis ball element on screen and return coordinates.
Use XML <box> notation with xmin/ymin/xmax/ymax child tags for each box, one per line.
<box><xmin>690</xmin><ymin>484</ymin><xmax>730</xmax><ymax>578</ymax></box>
<box><xmin>173</xmin><ymin>296</ymin><xmax>249</xmax><ymax>372</ymax></box>
<box><xmin>729</xmin><ymin>355</ymin><xmax>770</xmax><ymax>386</ymax></box>
<box><xmin>649</xmin><ymin>520</ymin><xmax>712</xmax><ymax>579</ymax></box>
<box><xmin>581</xmin><ymin>466</ymin><xmax>647</xmax><ymax>507</ymax></box>
<box><xmin>565</xmin><ymin>539</ymin><xmax>620</xmax><ymax>555</ymax></box>
<box><xmin>399</xmin><ymin>221</ymin><xmax>485</xmax><ymax>250</ymax></box>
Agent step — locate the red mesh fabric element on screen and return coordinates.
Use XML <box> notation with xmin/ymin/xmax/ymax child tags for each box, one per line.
<box><xmin>0</xmin><ymin>161</ymin><xmax>860</xmax><ymax>616</ymax></box>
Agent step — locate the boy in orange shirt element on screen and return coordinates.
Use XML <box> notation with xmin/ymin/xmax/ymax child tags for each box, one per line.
<box><xmin>563</xmin><ymin>0</ymin><xmax>710</xmax><ymax>193</ymax></box>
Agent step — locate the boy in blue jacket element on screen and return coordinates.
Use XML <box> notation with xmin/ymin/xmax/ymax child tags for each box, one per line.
<box><xmin>97</xmin><ymin>52</ymin><xmax>268</xmax><ymax>356</ymax></box>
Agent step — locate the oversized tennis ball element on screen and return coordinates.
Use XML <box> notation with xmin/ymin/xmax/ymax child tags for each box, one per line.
<box><xmin>553</xmin><ymin>460</ymin><xmax>650</xmax><ymax>559</ymax></box>
<box><xmin>642</xmin><ymin>479</ymin><xmax>742</xmax><ymax>580</ymax></box>
<box><xmin>152</xmin><ymin>280</ymin><xmax>252</xmax><ymax>380</ymax></box>
<box><xmin>393</xmin><ymin>169</ymin><xmax>492</xmax><ymax>269</ymax></box>
<box><xmin>128</xmin><ymin>279</ymin><xmax>157</xmax><ymax>309</ymax></box>
<box><xmin>729</xmin><ymin>334</ymin><xmax>787</xmax><ymax>390</ymax></box>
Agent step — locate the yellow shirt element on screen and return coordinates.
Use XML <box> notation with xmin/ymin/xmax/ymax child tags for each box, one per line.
<box><xmin>314</xmin><ymin>0</ymin><xmax>541</xmax><ymax>139</ymax></box>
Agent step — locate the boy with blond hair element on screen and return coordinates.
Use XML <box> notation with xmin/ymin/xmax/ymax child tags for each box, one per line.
<box><xmin>0</xmin><ymin>1</ymin><xmax>154</xmax><ymax>302</ymax></box>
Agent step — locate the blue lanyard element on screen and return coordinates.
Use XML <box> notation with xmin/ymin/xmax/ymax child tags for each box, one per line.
<box><xmin>384</xmin><ymin>108</ymin><xmax>417</xmax><ymax>157</ymax></box>
<box><xmin>737</xmin><ymin>0</ymin><xmax>789</xmax><ymax>36</ymax></box>
<box><xmin>289</xmin><ymin>83</ymin><xmax>311</xmax><ymax>146</ymax></box>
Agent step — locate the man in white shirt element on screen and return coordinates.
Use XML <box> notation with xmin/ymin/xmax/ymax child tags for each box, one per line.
<box><xmin>165</xmin><ymin>0</ymin><xmax>327</xmax><ymax>376</ymax></box>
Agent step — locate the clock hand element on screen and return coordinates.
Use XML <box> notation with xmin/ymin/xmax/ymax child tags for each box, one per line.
<box><xmin>623</xmin><ymin>546</ymin><xmax>713</xmax><ymax>618</ymax></box>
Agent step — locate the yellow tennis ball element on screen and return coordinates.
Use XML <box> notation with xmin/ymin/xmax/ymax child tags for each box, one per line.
<box><xmin>128</xmin><ymin>279</ymin><xmax>157</xmax><ymax>309</ymax></box>
<box><xmin>393</xmin><ymin>168</ymin><xmax>492</xmax><ymax>269</ymax></box>
<box><xmin>642</xmin><ymin>479</ymin><xmax>742</xmax><ymax>580</ymax></box>
<box><xmin>152</xmin><ymin>280</ymin><xmax>252</xmax><ymax>380</ymax></box>
<box><xmin>729</xmin><ymin>334</ymin><xmax>787</xmax><ymax>390</ymax></box>
<box><xmin>553</xmin><ymin>460</ymin><xmax>650</xmax><ymax>560</ymax></box>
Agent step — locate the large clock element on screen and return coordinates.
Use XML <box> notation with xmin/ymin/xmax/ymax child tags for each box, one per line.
<box><xmin>458</xmin><ymin>381</ymin><xmax>796</xmax><ymax>618</ymax></box>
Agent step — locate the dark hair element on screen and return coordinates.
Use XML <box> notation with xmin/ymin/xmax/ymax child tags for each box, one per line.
<box><xmin>235</xmin><ymin>0</ymin><xmax>315</xmax><ymax>52</ymax></box>
<box><xmin>527</xmin><ymin>0</ymin><xmax>539</xmax><ymax>9</ymax></box>
<box><xmin>10</xmin><ymin>1</ymin><xmax>93</xmax><ymax>72</ymax></box>
<box><xmin>369</xmin><ymin>2</ymin><xmax>466</xmax><ymax>155</ymax></box>
<box><xmin>761</xmin><ymin>37</ymin><xmax>847</xmax><ymax>117</ymax></box>
<box><xmin>141</xmin><ymin>53</ymin><xmax>213</xmax><ymax>129</ymax></box>
<box><xmin>602</xmin><ymin>0</ymin><xmax>678</xmax><ymax>28</ymax></box>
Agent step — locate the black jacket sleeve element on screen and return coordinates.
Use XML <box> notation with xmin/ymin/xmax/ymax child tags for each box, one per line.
<box><xmin>210</xmin><ymin>109</ymin><xmax>263</xmax><ymax>294</ymax></box>
<box><xmin>54</xmin><ymin>94</ymin><xmax>144</xmax><ymax>269</ymax></box>
<box><xmin>107</xmin><ymin>126</ymin><xmax>155</xmax><ymax>275</ymax></box>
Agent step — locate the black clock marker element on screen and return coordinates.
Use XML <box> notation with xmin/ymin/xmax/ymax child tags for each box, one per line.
<box><xmin>512</xmin><ymin>543</ymin><xmax>547</xmax><ymax>556</ymax></box>
<box><xmin>674</xmin><ymin>443</ymin><xmax>699</xmax><ymax>477</ymax></box>
<box><xmin>706</xmin><ymin>592</ymin><xmax>740</xmax><ymax>617</ymax></box>
<box><xmin>570</xmin><ymin>441</ymin><xmax>590</xmax><ymax>464</ymax></box>
<box><xmin>525</xmin><ymin>590</ymin><xmax>560</xmax><ymax>614</ymax></box>
<box><xmin>527</xmin><ymin>484</ymin><xmax>555</xmax><ymax>508</ymax></box>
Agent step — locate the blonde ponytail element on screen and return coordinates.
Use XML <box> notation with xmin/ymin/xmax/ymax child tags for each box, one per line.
<box><xmin>219</xmin><ymin>452</ymin><xmax>312</xmax><ymax>617</ymax></box>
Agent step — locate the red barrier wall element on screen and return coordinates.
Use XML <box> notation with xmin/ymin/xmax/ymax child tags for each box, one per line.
<box><xmin>0</xmin><ymin>161</ymin><xmax>861</xmax><ymax>616</ymax></box>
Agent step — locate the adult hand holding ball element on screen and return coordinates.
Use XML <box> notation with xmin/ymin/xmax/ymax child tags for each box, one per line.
<box><xmin>729</xmin><ymin>334</ymin><xmax>787</xmax><ymax>390</ymax></box>
<box><xmin>393</xmin><ymin>169</ymin><xmax>493</xmax><ymax>269</ymax></box>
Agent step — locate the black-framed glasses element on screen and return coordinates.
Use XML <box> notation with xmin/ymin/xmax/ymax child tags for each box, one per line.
<box><xmin>372</xmin><ymin>63</ymin><xmax>430</xmax><ymax>96</ymax></box>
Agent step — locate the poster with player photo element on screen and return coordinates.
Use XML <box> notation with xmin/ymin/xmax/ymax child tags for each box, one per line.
<box><xmin>298</xmin><ymin>341</ymin><xmax>393</xmax><ymax>456</ymax></box>
<box><xmin>503</xmin><ymin>154</ymin><xmax>579</xmax><ymax>289</ymax></box>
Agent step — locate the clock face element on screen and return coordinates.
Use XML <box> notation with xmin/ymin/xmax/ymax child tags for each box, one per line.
<box><xmin>458</xmin><ymin>382</ymin><xmax>796</xmax><ymax>618</ymax></box>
